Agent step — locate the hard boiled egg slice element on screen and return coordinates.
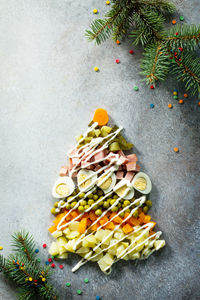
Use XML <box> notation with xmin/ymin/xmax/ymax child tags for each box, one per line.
<box><xmin>52</xmin><ymin>177</ymin><xmax>75</xmax><ymax>199</ymax></box>
<box><xmin>97</xmin><ymin>173</ymin><xmax>116</xmax><ymax>194</ymax></box>
<box><xmin>77</xmin><ymin>169</ymin><xmax>97</xmax><ymax>192</ymax></box>
<box><xmin>114</xmin><ymin>179</ymin><xmax>134</xmax><ymax>200</ymax></box>
<box><xmin>132</xmin><ymin>172</ymin><xmax>152</xmax><ymax>194</ymax></box>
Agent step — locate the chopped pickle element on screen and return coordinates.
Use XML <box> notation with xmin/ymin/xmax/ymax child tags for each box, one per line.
<box><xmin>109</xmin><ymin>142</ymin><xmax>121</xmax><ymax>152</ymax></box>
<box><xmin>94</xmin><ymin>129</ymin><xmax>101</xmax><ymax>137</ymax></box>
<box><xmin>134</xmin><ymin>177</ymin><xmax>147</xmax><ymax>190</ymax></box>
<box><xmin>78</xmin><ymin>174</ymin><xmax>91</xmax><ymax>189</ymax></box>
<box><xmin>84</xmin><ymin>137</ymin><xmax>93</xmax><ymax>143</ymax></box>
<box><xmin>101</xmin><ymin>126</ymin><xmax>112</xmax><ymax>137</ymax></box>
<box><xmin>88</xmin><ymin>130</ymin><xmax>96</xmax><ymax>137</ymax></box>
<box><xmin>98</xmin><ymin>175</ymin><xmax>112</xmax><ymax>190</ymax></box>
<box><xmin>88</xmin><ymin>120</ymin><xmax>94</xmax><ymax>127</ymax></box>
<box><xmin>76</xmin><ymin>135</ymin><xmax>83</xmax><ymax>142</ymax></box>
<box><xmin>118</xmin><ymin>135</ymin><xmax>133</xmax><ymax>150</ymax></box>
<box><xmin>56</xmin><ymin>184</ymin><xmax>69</xmax><ymax>196</ymax></box>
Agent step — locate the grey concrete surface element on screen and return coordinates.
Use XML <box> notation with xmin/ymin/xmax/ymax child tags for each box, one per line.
<box><xmin>0</xmin><ymin>1</ymin><xmax>200</xmax><ymax>299</ymax></box>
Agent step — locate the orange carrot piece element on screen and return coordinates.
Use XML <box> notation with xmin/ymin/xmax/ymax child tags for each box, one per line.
<box><xmin>93</xmin><ymin>108</ymin><xmax>109</xmax><ymax>126</ymax></box>
<box><xmin>89</xmin><ymin>211</ymin><xmax>97</xmax><ymax>221</ymax></box>
<box><xmin>104</xmin><ymin>221</ymin><xmax>115</xmax><ymax>230</ymax></box>
<box><xmin>128</xmin><ymin>217</ymin><xmax>140</xmax><ymax>226</ymax></box>
<box><xmin>113</xmin><ymin>215</ymin><xmax>123</xmax><ymax>224</ymax></box>
<box><xmin>100</xmin><ymin>216</ymin><xmax>109</xmax><ymax>226</ymax></box>
<box><xmin>149</xmin><ymin>230</ymin><xmax>156</xmax><ymax>236</ymax></box>
<box><xmin>87</xmin><ymin>219</ymin><xmax>92</xmax><ymax>227</ymax></box>
<box><xmin>71</xmin><ymin>210</ymin><xmax>79</xmax><ymax>218</ymax></box>
<box><xmin>78</xmin><ymin>218</ymin><xmax>87</xmax><ymax>234</ymax></box>
<box><xmin>139</xmin><ymin>212</ymin><xmax>146</xmax><ymax>224</ymax></box>
<box><xmin>91</xmin><ymin>222</ymin><xmax>99</xmax><ymax>231</ymax></box>
<box><xmin>122</xmin><ymin>223</ymin><xmax>134</xmax><ymax>234</ymax></box>
<box><xmin>53</xmin><ymin>212</ymin><xmax>66</xmax><ymax>226</ymax></box>
<box><xmin>143</xmin><ymin>215</ymin><xmax>151</xmax><ymax>223</ymax></box>
<box><xmin>124</xmin><ymin>212</ymin><xmax>130</xmax><ymax>219</ymax></box>
<box><xmin>109</xmin><ymin>212</ymin><xmax>117</xmax><ymax>220</ymax></box>
<box><xmin>48</xmin><ymin>225</ymin><xmax>57</xmax><ymax>233</ymax></box>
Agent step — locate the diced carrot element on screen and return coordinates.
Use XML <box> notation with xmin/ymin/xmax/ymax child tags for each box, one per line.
<box><xmin>87</xmin><ymin>219</ymin><xmax>92</xmax><ymax>227</ymax></box>
<box><xmin>91</xmin><ymin>222</ymin><xmax>99</xmax><ymax>231</ymax></box>
<box><xmin>113</xmin><ymin>215</ymin><xmax>123</xmax><ymax>224</ymax></box>
<box><xmin>109</xmin><ymin>212</ymin><xmax>117</xmax><ymax>220</ymax></box>
<box><xmin>89</xmin><ymin>211</ymin><xmax>97</xmax><ymax>221</ymax></box>
<box><xmin>149</xmin><ymin>230</ymin><xmax>156</xmax><ymax>236</ymax></box>
<box><xmin>48</xmin><ymin>225</ymin><xmax>57</xmax><ymax>233</ymax></box>
<box><xmin>138</xmin><ymin>208</ymin><xmax>143</xmax><ymax>214</ymax></box>
<box><xmin>99</xmin><ymin>216</ymin><xmax>109</xmax><ymax>226</ymax></box>
<box><xmin>139</xmin><ymin>212</ymin><xmax>146</xmax><ymax>224</ymax></box>
<box><xmin>143</xmin><ymin>215</ymin><xmax>151</xmax><ymax>223</ymax></box>
<box><xmin>65</xmin><ymin>213</ymin><xmax>72</xmax><ymax>221</ymax></box>
<box><xmin>128</xmin><ymin>217</ymin><xmax>140</xmax><ymax>226</ymax></box>
<box><xmin>122</xmin><ymin>223</ymin><xmax>134</xmax><ymax>234</ymax></box>
<box><xmin>93</xmin><ymin>108</ymin><xmax>109</xmax><ymax>126</ymax></box>
<box><xmin>104</xmin><ymin>221</ymin><xmax>115</xmax><ymax>230</ymax></box>
<box><xmin>78</xmin><ymin>218</ymin><xmax>87</xmax><ymax>234</ymax></box>
<box><xmin>53</xmin><ymin>212</ymin><xmax>66</xmax><ymax>226</ymax></box>
<box><xmin>84</xmin><ymin>212</ymin><xmax>89</xmax><ymax>218</ymax></box>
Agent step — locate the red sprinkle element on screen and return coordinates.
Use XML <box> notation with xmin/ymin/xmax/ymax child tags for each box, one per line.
<box><xmin>34</xmin><ymin>280</ymin><xmax>38</xmax><ymax>283</ymax></box>
<box><xmin>22</xmin><ymin>263</ymin><xmax>24</xmax><ymax>266</ymax></box>
<box><xmin>178</xmin><ymin>47</ymin><xmax>183</xmax><ymax>51</ymax></box>
<box><xmin>48</xmin><ymin>258</ymin><xmax>52</xmax><ymax>263</ymax></box>
<box><xmin>51</xmin><ymin>263</ymin><xmax>55</xmax><ymax>268</ymax></box>
<box><xmin>175</xmin><ymin>32</ymin><xmax>179</xmax><ymax>36</ymax></box>
<box><xmin>129</xmin><ymin>50</ymin><xmax>134</xmax><ymax>54</ymax></box>
<box><xmin>179</xmin><ymin>59</ymin><xmax>181</xmax><ymax>61</ymax></box>
<box><xmin>43</xmin><ymin>244</ymin><xmax>47</xmax><ymax>248</ymax></box>
<box><xmin>59</xmin><ymin>264</ymin><xmax>64</xmax><ymax>269</ymax></box>
<box><xmin>150</xmin><ymin>85</ymin><xmax>154</xmax><ymax>89</ymax></box>
<box><xmin>115</xmin><ymin>59</ymin><xmax>120</xmax><ymax>64</ymax></box>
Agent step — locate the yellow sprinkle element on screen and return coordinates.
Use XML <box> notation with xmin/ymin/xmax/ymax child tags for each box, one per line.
<box><xmin>29</xmin><ymin>277</ymin><xmax>33</xmax><ymax>282</ymax></box>
<box><xmin>94</xmin><ymin>66</ymin><xmax>99</xmax><ymax>72</ymax></box>
<box><xmin>0</xmin><ymin>246</ymin><xmax>3</xmax><ymax>250</ymax></box>
<box><xmin>106</xmin><ymin>1</ymin><xmax>110</xmax><ymax>4</ymax></box>
<box><xmin>42</xmin><ymin>278</ymin><xmax>46</xmax><ymax>282</ymax></box>
<box><xmin>93</xmin><ymin>9</ymin><xmax>98</xmax><ymax>14</ymax></box>
<box><xmin>173</xmin><ymin>91</ymin><xmax>177</xmax><ymax>95</ymax></box>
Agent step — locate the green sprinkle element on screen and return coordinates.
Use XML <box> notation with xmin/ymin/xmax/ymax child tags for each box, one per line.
<box><xmin>133</xmin><ymin>86</ymin><xmax>139</xmax><ymax>91</ymax></box>
<box><xmin>77</xmin><ymin>289</ymin><xmax>82</xmax><ymax>295</ymax></box>
<box><xmin>66</xmin><ymin>282</ymin><xmax>71</xmax><ymax>287</ymax></box>
<box><xmin>37</xmin><ymin>258</ymin><xmax>41</xmax><ymax>262</ymax></box>
<box><xmin>51</xmin><ymin>256</ymin><xmax>54</xmax><ymax>259</ymax></box>
<box><xmin>173</xmin><ymin>95</ymin><xmax>178</xmax><ymax>100</ymax></box>
<box><xmin>180</xmin><ymin>16</ymin><xmax>184</xmax><ymax>21</ymax></box>
<box><xmin>84</xmin><ymin>278</ymin><xmax>89</xmax><ymax>283</ymax></box>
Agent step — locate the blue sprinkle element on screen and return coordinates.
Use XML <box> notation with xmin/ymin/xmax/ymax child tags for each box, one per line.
<box><xmin>150</xmin><ymin>104</ymin><xmax>154</xmax><ymax>108</ymax></box>
<box><xmin>35</xmin><ymin>249</ymin><xmax>39</xmax><ymax>253</ymax></box>
<box><xmin>45</xmin><ymin>261</ymin><xmax>50</xmax><ymax>265</ymax></box>
<box><xmin>173</xmin><ymin>88</ymin><xmax>178</xmax><ymax>92</ymax></box>
<box><xmin>96</xmin><ymin>297</ymin><xmax>100</xmax><ymax>300</ymax></box>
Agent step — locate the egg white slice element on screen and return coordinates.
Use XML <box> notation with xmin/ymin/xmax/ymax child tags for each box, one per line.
<box><xmin>52</xmin><ymin>176</ymin><xmax>75</xmax><ymax>199</ymax></box>
<box><xmin>97</xmin><ymin>172</ymin><xmax>116</xmax><ymax>194</ymax></box>
<box><xmin>113</xmin><ymin>179</ymin><xmax>135</xmax><ymax>200</ymax></box>
<box><xmin>77</xmin><ymin>169</ymin><xmax>97</xmax><ymax>192</ymax></box>
<box><xmin>132</xmin><ymin>172</ymin><xmax>152</xmax><ymax>194</ymax></box>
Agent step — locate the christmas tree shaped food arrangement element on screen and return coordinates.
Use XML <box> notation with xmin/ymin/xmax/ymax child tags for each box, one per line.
<box><xmin>48</xmin><ymin>109</ymin><xmax>165</xmax><ymax>274</ymax></box>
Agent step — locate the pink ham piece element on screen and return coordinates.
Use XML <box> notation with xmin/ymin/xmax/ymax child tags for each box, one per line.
<box><xmin>59</xmin><ymin>166</ymin><xmax>68</xmax><ymax>176</ymax></box>
<box><xmin>126</xmin><ymin>161</ymin><xmax>137</xmax><ymax>171</ymax></box>
<box><xmin>125</xmin><ymin>171</ymin><xmax>134</xmax><ymax>182</ymax></box>
<box><xmin>127</xmin><ymin>154</ymin><xmax>138</xmax><ymax>162</ymax></box>
<box><xmin>118</xmin><ymin>155</ymin><xmax>129</xmax><ymax>165</ymax></box>
<box><xmin>94</xmin><ymin>164</ymin><xmax>102</xmax><ymax>171</ymax></box>
<box><xmin>81</xmin><ymin>160</ymin><xmax>95</xmax><ymax>170</ymax></box>
<box><xmin>118</xmin><ymin>150</ymin><xmax>126</xmax><ymax>157</ymax></box>
<box><xmin>116</xmin><ymin>171</ymin><xmax>124</xmax><ymax>179</ymax></box>
<box><xmin>94</xmin><ymin>150</ymin><xmax>106</xmax><ymax>161</ymax></box>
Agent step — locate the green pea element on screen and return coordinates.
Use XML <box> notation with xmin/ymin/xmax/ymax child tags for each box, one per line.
<box><xmin>78</xmin><ymin>206</ymin><xmax>84</xmax><ymax>213</ymax></box>
<box><xmin>103</xmin><ymin>201</ymin><xmax>109</xmax><ymax>208</ymax></box>
<box><xmin>93</xmin><ymin>194</ymin><xmax>98</xmax><ymax>200</ymax></box>
<box><xmin>76</xmin><ymin>188</ymin><xmax>80</xmax><ymax>193</ymax></box>
<box><xmin>95</xmin><ymin>209</ymin><xmax>102</xmax><ymax>216</ymax></box>
<box><xmin>132</xmin><ymin>210</ymin><xmax>138</xmax><ymax>217</ymax></box>
<box><xmin>125</xmin><ymin>208</ymin><xmax>130</xmax><ymax>213</ymax></box>
<box><xmin>111</xmin><ymin>207</ymin><xmax>118</xmax><ymax>212</ymax></box>
<box><xmin>119</xmin><ymin>211</ymin><xmax>125</xmax><ymax>217</ymax></box>
<box><xmin>88</xmin><ymin>199</ymin><xmax>94</xmax><ymax>206</ymax></box>
<box><xmin>51</xmin><ymin>208</ymin><xmax>56</xmax><ymax>215</ymax></box>
<box><xmin>146</xmin><ymin>200</ymin><xmax>152</xmax><ymax>207</ymax></box>
<box><xmin>71</xmin><ymin>201</ymin><xmax>77</xmax><ymax>208</ymax></box>
<box><xmin>67</xmin><ymin>196</ymin><xmax>73</xmax><ymax>202</ymax></box>
<box><xmin>80</xmin><ymin>200</ymin><xmax>87</xmax><ymax>206</ymax></box>
<box><xmin>98</xmin><ymin>200</ymin><xmax>103</xmax><ymax>206</ymax></box>
<box><xmin>54</xmin><ymin>201</ymin><xmax>58</xmax><ymax>208</ymax></box>
<box><xmin>110</xmin><ymin>199</ymin><xmax>116</xmax><ymax>205</ymax></box>
<box><xmin>72</xmin><ymin>191</ymin><xmax>77</xmax><ymax>196</ymax></box>
<box><xmin>65</xmin><ymin>203</ymin><xmax>71</xmax><ymax>210</ymax></box>
<box><xmin>79</xmin><ymin>193</ymin><xmax>85</xmax><ymax>199</ymax></box>
<box><xmin>84</xmin><ymin>205</ymin><xmax>90</xmax><ymax>211</ymax></box>
<box><xmin>113</xmin><ymin>195</ymin><xmax>118</xmax><ymax>199</ymax></box>
<box><xmin>60</xmin><ymin>200</ymin><xmax>65</xmax><ymax>206</ymax></box>
<box><xmin>87</xmin><ymin>193</ymin><xmax>94</xmax><ymax>199</ymax></box>
<box><xmin>124</xmin><ymin>200</ymin><xmax>130</xmax><ymax>207</ymax></box>
<box><xmin>143</xmin><ymin>206</ymin><xmax>149</xmax><ymax>213</ymax></box>
<box><xmin>92</xmin><ymin>205</ymin><xmax>99</xmax><ymax>211</ymax></box>
<box><xmin>118</xmin><ymin>203</ymin><xmax>122</xmax><ymax>208</ymax></box>
<box><xmin>122</xmin><ymin>203</ymin><xmax>126</xmax><ymax>208</ymax></box>
<box><xmin>97</xmin><ymin>190</ymin><xmax>103</xmax><ymax>196</ymax></box>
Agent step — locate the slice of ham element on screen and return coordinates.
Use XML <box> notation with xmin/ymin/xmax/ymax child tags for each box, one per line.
<box><xmin>126</xmin><ymin>161</ymin><xmax>137</xmax><ymax>171</ymax></box>
<box><xmin>119</xmin><ymin>155</ymin><xmax>129</xmax><ymax>165</ymax></box>
<box><xmin>116</xmin><ymin>171</ymin><xmax>124</xmax><ymax>179</ymax></box>
<box><xmin>59</xmin><ymin>166</ymin><xmax>68</xmax><ymax>176</ymax></box>
<box><xmin>94</xmin><ymin>164</ymin><xmax>102</xmax><ymax>171</ymax></box>
<box><xmin>94</xmin><ymin>150</ymin><xmax>106</xmax><ymax>161</ymax></box>
<box><xmin>118</xmin><ymin>150</ymin><xmax>126</xmax><ymax>157</ymax></box>
<box><xmin>125</xmin><ymin>171</ymin><xmax>134</xmax><ymax>181</ymax></box>
<box><xmin>127</xmin><ymin>154</ymin><xmax>138</xmax><ymax>162</ymax></box>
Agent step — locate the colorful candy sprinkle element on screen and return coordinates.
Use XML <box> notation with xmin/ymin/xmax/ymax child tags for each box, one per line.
<box><xmin>43</xmin><ymin>244</ymin><xmax>47</xmax><ymax>248</ymax></box>
<box><xmin>66</xmin><ymin>282</ymin><xmax>71</xmax><ymax>287</ymax></box>
<box><xmin>173</xmin><ymin>96</ymin><xmax>178</xmax><ymax>100</ymax></box>
<box><xmin>168</xmin><ymin>104</ymin><xmax>173</xmax><ymax>108</ymax></box>
<box><xmin>96</xmin><ymin>297</ymin><xmax>100</xmax><ymax>300</ymax></box>
<box><xmin>59</xmin><ymin>264</ymin><xmax>64</xmax><ymax>269</ymax></box>
<box><xmin>93</xmin><ymin>9</ymin><xmax>98</xmax><ymax>14</ymax></box>
<box><xmin>35</xmin><ymin>249</ymin><xmax>39</xmax><ymax>253</ymax></box>
<box><xmin>179</xmin><ymin>99</ymin><xmax>184</xmax><ymax>104</ymax></box>
<box><xmin>173</xmin><ymin>89</ymin><xmax>178</xmax><ymax>92</ymax></box>
<box><xmin>183</xmin><ymin>93</ymin><xmax>188</xmax><ymax>98</ymax></box>
<box><xmin>129</xmin><ymin>50</ymin><xmax>134</xmax><ymax>54</ymax></box>
<box><xmin>173</xmin><ymin>91</ymin><xmax>178</xmax><ymax>95</ymax></box>
<box><xmin>106</xmin><ymin>1</ymin><xmax>110</xmax><ymax>4</ymax></box>
<box><xmin>45</xmin><ymin>261</ymin><xmax>50</xmax><ymax>265</ymax></box>
<box><xmin>180</xmin><ymin>16</ymin><xmax>184</xmax><ymax>21</ymax></box>
<box><xmin>84</xmin><ymin>278</ymin><xmax>89</xmax><ymax>283</ymax></box>
<box><xmin>173</xmin><ymin>147</ymin><xmax>179</xmax><ymax>153</ymax></box>
<box><xmin>175</xmin><ymin>32</ymin><xmax>179</xmax><ymax>36</ymax></box>
<box><xmin>133</xmin><ymin>86</ymin><xmax>139</xmax><ymax>91</ymax></box>
<box><xmin>172</xmin><ymin>20</ymin><xmax>176</xmax><ymax>25</ymax></box>
<box><xmin>116</xmin><ymin>59</ymin><xmax>120</xmax><ymax>64</ymax></box>
<box><xmin>77</xmin><ymin>289</ymin><xmax>82</xmax><ymax>295</ymax></box>
<box><xmin>51</xmin><ymin>263</ymin><xmax>55</xmax><ymax>268</ymax></box>
<box><xmin>94</xmin><ymin>67</ymin><xmax>99</xmax><ymax>72</ymax></box>
<box><xmin>150</xmin><ymin>104</ymin><xmax>154</xmax><ymax>108</ymax></box>
<box><xmin>0</xmin><ymin>246</ymin><xmax>3</xmax><ymax>250</ymax></box>
<box><xmin>150</xmin><ymin>85</ymin><xmax>154</xmax><ymax>89</ymax></box>
<box><xmin>37</xmin><ymin>258</ymin><xmax>41</xmax><ymax>262</ymax></box>
<box><xmin>116</xmin><ymin>40</ymin><xmax>120</xmax><ymax>44</ymax></box>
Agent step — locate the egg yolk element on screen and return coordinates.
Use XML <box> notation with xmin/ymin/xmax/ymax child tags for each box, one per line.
<box><xmin>98</xmin><ymin>175</ymin><xmax>112</xmax><ymax>190</ymax></box>
<box><xmin>56</xmin><ymin>183</ymin><xmax>69</xmax><ymax>196</ymax></box>
<box><xmin>134</xmin><ymin>177</ymin><xmax>147</xmax><ymax>190</ymax></box>
<box><xmin>116</xmin><ymin>185</ymin><xmax>128</xmax><ymax>197</ymax></box>
<box><xmin>78</xmin><ymin>174</ymin><xmax>91</xmax><ymax>189</ymax></box>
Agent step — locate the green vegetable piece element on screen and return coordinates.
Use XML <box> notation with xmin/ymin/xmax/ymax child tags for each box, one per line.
<box><xmin>146</xmin><ymin>200</ymin><xmax>152</xmax><ymax>207</ymax></box>
<box><xmin>66</xmin><ymin>282</ymin><xmax>71</xmax><ymax>287</ymax></box>
<box><xmin>132</xmin><ymin>210</ymin><xmax>138</xmax><ymax>217</ymax></box>
<box><xmin>95</xmin><ymin>209</ymin><xmax>103</xmax><ymax>216</ymax></box>
<box><xmin>65</xmin><ymin>203</ymin><xmax>71</xmax><ymax>210</ymax></box>
<box><xmin>93</xmin><ymin>194</ymin><xmax>99</xmax><ymax>200</ymax></box>
<box><xmin>54</xmin><ymin>202</ymin><xmax>58</xmax><ymax>208</ymax></box>
<box><xmin>76</xmin><ymin>135</ymin><xmax>83</xmax><ymax>142</ymax></box>
<box><xmin>103</xmin><ymin>201</ymin><xmax>109</xmax><ymax>208</ymax></box>
<box><xmin>88</xmin><ymin>130</ymin><xmax>96</xmax><ymax>137</ymax></box>
<box><xmin>84</xmin><ymin>205</ymin><xmax>90</xmax><ymax>211</ymax></box>
<box><xmin>80</xmin><ymin>200</ymin><xmax>87</xmax><ymax>206</ymax></box>
<box><xmin>84</xmin><ymin>278</ymin><xmax>89</xmax><ymax>283</ymax></box>
<box><xmin>78</xmin><ymin>206</ymin><xmax>84</xmax><ymax>213</ymax></box>
<box><xmin>88</xmin><ymin>120</ymin><xmax>94</xmax><ymax>127</ymax></box>
<box><xmin>94</xmin><ymin>129</ymin><xmax>101</xmax><ymax>137</ymax></box>
<box><xmin>143</xmin><ymin>206</ymin><xmax>149</xmax><ymax>213</ymax></box>
<box><xmin>70</xmin><ymin>201</ymin><xmax>77</xmax><ymax>208</ymax></box>
<box><xmin>51</xmin><ymin>208</ymin><xmax>56</xmax><ymax>215</ymax></box>
<box><xmin>84</xmin><ymin>137</ymin><xmax>93</xmax><ymax>143</ymax></box>
<box><xmin>109</xmin><ymin>142</ymin><xmax>121</xmax><ymax>152</ymax></box>
<box><xmin>101</xmin><ymin>126</ymin><xmax>112</xmax><ymax>137</ymax></box>
<box><xmin>97</xmin><ymin>189</ymin><xmax>103</xmax><ymax>196</ymax></box>
<box><xmin>124</xmin><ymin>200</ymin><xmax>130</xmax><ymax>207</ymax></box>
<box><xmin>88</xmin><ymin>199</ymin><xmax>94</xmax><ymax>206</ymax></box>
<box><xmin>79</xmin><ymin>193</ymin><xmax>85</xmax><ymax>199</ymax></box>
<box><xmin>111</xmin><ymin>207</ymin><xmax>118</xmax><ymax>212</ymax></box>
<box><xmin>87</xmin><ymin>193</ymin><xmax>94</xmax><ymax>199</ymax></box>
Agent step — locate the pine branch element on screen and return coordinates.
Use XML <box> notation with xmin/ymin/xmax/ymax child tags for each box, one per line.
<box><xmin>140</xmin><ymin>42</ymin><xmax>170</xmax><ymax>83</ymax></box>
<box><xmin>17</xmin><ymin>288</ymin><xmax>35</xmax><ymax>300</ymax></box>
<box><xmin>0</xmin><ymin>254</ymin><xmax>6</xmax><ymax>272</ymax></box>
<box><xmin>137</xmin><ymin>0</ymin><xmax>175</xmax><ymax>14</ymax></box>
<box><xmin>12</xmin><ymin>231</ymin><xmax>35</xmax><ymax>261</ymax></box>
<box><xmin>165</xmin><ymin>24</ymin><xmax>200</xmax><ymax>51</ymax></box>
<box><xmin>171</xmin><ymin>51</ymin><xmax>200</xmax><ymax>95</ymax></box>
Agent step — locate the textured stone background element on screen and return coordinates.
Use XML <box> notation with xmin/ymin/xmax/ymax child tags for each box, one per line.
<box><xmin>0</xmin><ymin>1</ymin><xmax>200</xmax><ymax>299</ymax></box>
